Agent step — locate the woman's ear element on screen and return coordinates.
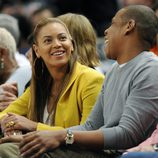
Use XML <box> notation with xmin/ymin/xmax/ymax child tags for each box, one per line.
<box><xmin>33</xmin><ymin>44</ymin><xmax>40</xmax><ymax>58</ymax></box>
<box><xmin>71</xmin><ymin>40</ymin><xmax>75</xmax><ymax>52</ymax></box>
<box><xmin>124</xmin><ymin>19</ymin><xmax>136</xmax><ymax>35</ymax></box>
<box><xmin>71</xmin><ymin>46</ymin><xmax>74</xmax><ymax>52</ymax></box>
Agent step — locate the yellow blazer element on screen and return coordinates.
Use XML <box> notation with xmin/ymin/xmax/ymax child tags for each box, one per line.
<box><xmin>0</xmin><ymin>62</ymin><xmax>104</xmax><ymax>131</ymax></box>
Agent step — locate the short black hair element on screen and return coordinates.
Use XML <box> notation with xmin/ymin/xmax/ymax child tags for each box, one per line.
<box><xmin>123</xmin><ymin>5</ymin><xmax>158</xmax><ymax>48</ymax></box>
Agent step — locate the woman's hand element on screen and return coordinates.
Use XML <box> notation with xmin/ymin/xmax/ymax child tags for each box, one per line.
<box><xmin>19</xmin><ymin>130</ymin><xmax>66</xmax><ymax>158</ymax></box>
<box><xmin>1</xmin><ymin>113</ymin><xmax>38</xmax><ymax>134</ymax></box>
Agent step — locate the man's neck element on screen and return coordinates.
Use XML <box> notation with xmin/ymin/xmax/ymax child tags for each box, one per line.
<box><xmin>117</xmin><ymin>47</ymin><xmax>146</xmax><ymax>64</ymax></box>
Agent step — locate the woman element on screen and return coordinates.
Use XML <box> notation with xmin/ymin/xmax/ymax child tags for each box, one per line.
<box><xmin>0</xmin><ymin>18</ymin><xmax>104</xmax><ymax>137</ymax></box>
<box><xmin>58</xmin><ymin>13</ymin><xmax>100</xmax><ymax>68</ymax></box>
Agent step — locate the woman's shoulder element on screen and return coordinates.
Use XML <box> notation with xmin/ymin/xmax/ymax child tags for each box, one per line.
<box><xmin>76</xmin><ymin>62</ymin><xmax>105</xmax><ymax>77</ymax></box>
<box><xmin>74</xmin><ymin>62</ymin><xmax>105</xmax><ymax>83</ymax></box>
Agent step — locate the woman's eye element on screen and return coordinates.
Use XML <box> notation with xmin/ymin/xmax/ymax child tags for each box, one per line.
<box><xmin>60</xmin><ymin>36</ymin><xmax>67</xmax><ymax>41</ymax></box>
<box><xmin>44</xmin><ymin>39</ymin><xmax>52</xmax><ymax>43</ymax></box>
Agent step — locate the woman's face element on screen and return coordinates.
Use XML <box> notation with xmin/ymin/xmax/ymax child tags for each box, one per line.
<box><xmin>33</xmin><ymin>22</ymin><xmax>73</xmax><ymax>68</ymax></box>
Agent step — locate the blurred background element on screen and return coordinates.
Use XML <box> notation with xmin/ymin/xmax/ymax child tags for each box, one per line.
<box><xmin>0</xmin><ymin>0</ymin><xmax>157</xmax><ymax>74</ymax></box>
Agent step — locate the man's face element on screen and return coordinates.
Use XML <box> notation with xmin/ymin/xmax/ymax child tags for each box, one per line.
<box><xmin>104</xmin><ymin>9</ymin><xmax>126</xmax><ymax>60</ymax></box>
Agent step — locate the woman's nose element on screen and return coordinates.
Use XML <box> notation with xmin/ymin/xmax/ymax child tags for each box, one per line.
<box><xmin>52</xmin><ymin>39</ymin><xmax>61</xmax><ymax>47</ymax></box>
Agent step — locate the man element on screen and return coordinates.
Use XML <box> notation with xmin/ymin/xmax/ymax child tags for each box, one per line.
<box><xmin>0</xmin><ymin>14</ymin><xmax>32</xmax><ymax>111</ymax></box>
<box><xmin>0</xmin><ymin>5</ymin><xmax>158</xmax><ymax>158</ymax></box>
<box><xmin>0</xmin><ymin>27</ymin><xmax>31</xmax><ymax>112</ymax></box>
<box><xmin>120</xmin><ymin>3</ymin><xmax>158</xmax><ymax>157</ymax></box>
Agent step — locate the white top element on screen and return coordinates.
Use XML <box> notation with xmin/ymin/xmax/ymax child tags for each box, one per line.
<box><xmin>119</xmin><ymin>63</ymin><xmax>127</xmax><ymax>68</ymax></box>
<box><xmin>15</xmin><ymin>52</ymin><xmax>31</xmax><ymax>68</ymax></box>
<box><xmin>6</xmin><ymin>66</ymin><xmax>32</xmax><ymax>96</ymax></box>
<box><xmin>43</xmin><ymin>105</ymin><xmax>49</xmax><ymax>124</ymax></box>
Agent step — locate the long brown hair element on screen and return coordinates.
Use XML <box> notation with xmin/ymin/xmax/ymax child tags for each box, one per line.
<box><xmin>58</xmin><ymin>13</ymin><xmax>100</xmax><ymax>68</ymax></box>
<box><xmin>28</xmin><ymin>18</ymin><xmax>77</xmax><ymax>122</ymax></box>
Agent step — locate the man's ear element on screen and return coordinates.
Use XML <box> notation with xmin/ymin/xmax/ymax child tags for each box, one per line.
<box><xmin>33</xmin><ymin>44</ymin><xmax>40</xmax><ymax>58</ymax></box>
<box><xmin>124</xmin><ymin>19</ymin><xmax>136</xmax><ymax>35</ymax></box>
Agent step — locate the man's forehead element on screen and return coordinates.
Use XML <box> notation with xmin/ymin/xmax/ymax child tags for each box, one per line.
<box><xmin>116</xmin><ymin>8</ymin><xmax>126</xmax><ymax>18</ymax></box>
<box><xmin>112</xmin><ymin>8</ymin><xmax>127</xmax><ymax>22</ymax></box>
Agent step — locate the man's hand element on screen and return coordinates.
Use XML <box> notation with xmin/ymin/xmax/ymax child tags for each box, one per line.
<box><xmin>20</xmin><ymin>130</ymin><xmax>66</xmax><ymax>158</ymax></box>
<box><xmin>0</xmin><ymin>134</ymin><xmax>23</xmax><ymax>144</ymax></box>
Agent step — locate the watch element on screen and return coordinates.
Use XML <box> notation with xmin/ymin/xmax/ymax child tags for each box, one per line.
<box><xmin>65</xmin><ymin>129</ymin><xmax>74</xmax><ymax>145</ymax></box>
<box><xmin>152</xmin><ymin>144</ymin><xmax>158</xmax><ymax>151</ymax></box>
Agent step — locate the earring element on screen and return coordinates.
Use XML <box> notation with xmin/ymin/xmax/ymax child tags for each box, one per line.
<box><xmin>0</xmin><ymin>57</ymin><xmax>4</xmax><ymax>69</ymax></box>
